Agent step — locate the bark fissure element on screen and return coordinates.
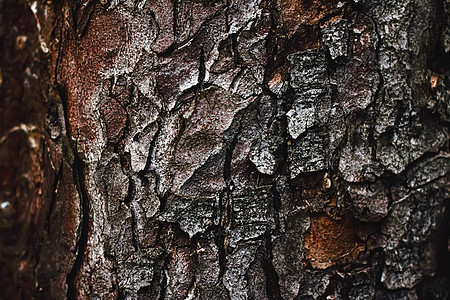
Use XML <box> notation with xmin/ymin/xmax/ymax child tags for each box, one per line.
<box><xmin>262</xmin><ymin>232</ymin><xmax>282</xmax><ymax>300</ymax></box>
<box><xmin>46</xmin><ymin>160</ymin><xmax>63</xmax><ymax>233</ymax></box>
<box><xmin>56</xmin><ymin>81</ymin><xmax>91</xmax><ymax>299</ymax></box>
<box><xmin>66</xmin><ymin>156</ymin><xmax>91</xmax><ymax>300</ymax></box>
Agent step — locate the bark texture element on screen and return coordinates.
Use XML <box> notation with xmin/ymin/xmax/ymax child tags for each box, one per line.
<box><xmin>0</xmin><ymin>0</ymin><xmax>449</xmax><ymax>299</ymax></box>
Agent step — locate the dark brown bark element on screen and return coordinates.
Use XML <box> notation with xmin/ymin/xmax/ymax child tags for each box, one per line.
<box><xmin>1</xmin><ymin>0</ymin><xmax>449</xmax><ymax>299</ymax></box>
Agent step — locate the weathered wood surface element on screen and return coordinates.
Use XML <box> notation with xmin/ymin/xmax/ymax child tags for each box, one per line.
<box><xmin>0</xmin><ymin>0</ymin><xmax>449</xmax><ymax>299</ymax></box>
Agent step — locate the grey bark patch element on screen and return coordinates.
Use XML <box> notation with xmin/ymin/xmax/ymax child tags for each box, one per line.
<box><xmin>96</xmin><ymin>151</ymin><xmax>129</xmax><ymax>215</ymax></box>
<box><xmin>406</xmin><ymin>153</ymin><xmax>450</xmax><ymax>188</ymax></box>
<box><xmin>249</xmin><ymin>131</ymin><xmax>283</xmax><ymax>175</ymax></box>
<box><xmin>376</xmin><ymin>120</ymin><xmax>448</xmax><ymax>174</ymax></box>
<box><xmin>339</xmin><ymin>121</ymin><xmax>383</xmax><ymax>182</ymax></box>
<box><xmin>223</xmin><ymin>242</ymin><xmax>259</xmax><ymax>300</ymax></box>
<box><xmin>322</xmin><ymin>19</ymin><xmax>348</xmax><ymax>59</ymax></box>
<box><xmin>348</xmin><ymin>181</ymin><xmax>389</xmax><ymax>222</ymax></box>
<box><xmin>297</xmin><ymin>270</ymin><xmax>330</xmax><ymax>298</ymax></box>
<box><xmin>118</xmin><ymin>248</ymin><xmax>164</xmax><ymax>293</ymax></box>
<box><xmin>157</xmin><ymin>195</ymin><xmax>219</xmax><ymax>238</ymax></box>
<box><xmin>348</xmin><ymin>269</ymin><xmax>377</xmax><ymax>300</ymax></box>
<box><xmin>381</xmin><ymin>180</ymin><xmax>447</xmax><ymax>290</ymax></box>
<box><xmin>125</xmin><ymin>125</ymin><xmax>158</xmax><ymax>173</ymax></box>
<box><xmin>192</xmin><ymin>233</ymin><xmax>221</xmax><ymax>289</ymax></box>
<box><xmin>228</xmin><ymin>187</ymin><xmax>274</xmax><ymax>247</ymax></box>
<box><xmin>288</xmin><ymin>130</ymin><xmax>328</xmax><ymax>178</ymax></box>
<box><xmin>287</xmin><ymin>48</ymin><xmax>331</xmax><ymax>139</ymax></box>
<box><xmin>272</xmin><ymin>208</ymin><xmax>310</xmax><ymax>299</ymax></box>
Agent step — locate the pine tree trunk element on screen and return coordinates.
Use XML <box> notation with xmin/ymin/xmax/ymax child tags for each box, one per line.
<box><xmin>1</xmin><ymin>0</ymin><xmax>449</xmax><ymax>299</ymax></box>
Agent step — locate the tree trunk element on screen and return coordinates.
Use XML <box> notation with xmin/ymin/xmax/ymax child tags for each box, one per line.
<box><xmin>1</xmin><ymin>0</ymin><xmax>449</xmax><ymax>299</ymax></box>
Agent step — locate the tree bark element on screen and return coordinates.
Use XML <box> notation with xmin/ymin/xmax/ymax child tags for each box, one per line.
<box><xmin>1</xmin><ymin>0</ymin><xmax>449</xmax><ymax>299</ymax></box>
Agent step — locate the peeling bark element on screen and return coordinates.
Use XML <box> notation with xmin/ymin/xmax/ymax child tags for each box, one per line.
<box><xmin>1</xmin><ymin>0</ymin><xmax>449</xmax><ymax>299</ymax></box>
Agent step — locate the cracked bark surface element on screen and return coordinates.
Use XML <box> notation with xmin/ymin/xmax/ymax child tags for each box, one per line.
<box><xmin>1</xmin><ymin>0</ymin><xmax>449</xmax><ymax>299</ymax></box>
